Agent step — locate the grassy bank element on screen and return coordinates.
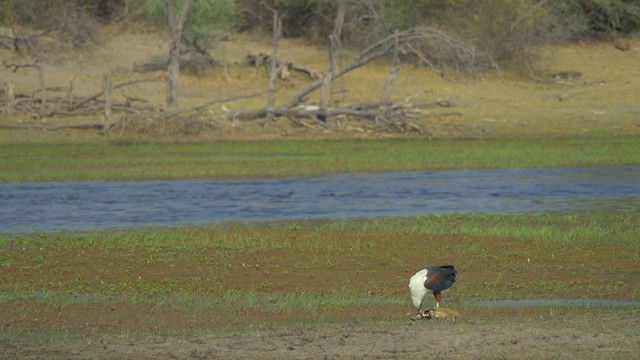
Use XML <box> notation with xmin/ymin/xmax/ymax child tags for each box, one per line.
<box><xmin>1</xmin><ymin>213</ymin><xmax>638</xmax><ymax>333</ymax></box>
<box><xmin>2</xmin><ymin>136</ymin><xmax>639</xmax><ymax>182</ymax></box>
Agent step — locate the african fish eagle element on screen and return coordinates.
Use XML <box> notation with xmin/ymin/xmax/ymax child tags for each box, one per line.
<box><xmin>409</xmin><ymin>265</ymin><xmax>457</xmax><ymax>314</ymax></box>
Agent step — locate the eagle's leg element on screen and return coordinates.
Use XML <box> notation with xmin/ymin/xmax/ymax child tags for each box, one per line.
<box><xmin>433</xmin><ymin>291</ymin><xmax>442</xmax><ymax>308</ymax></box>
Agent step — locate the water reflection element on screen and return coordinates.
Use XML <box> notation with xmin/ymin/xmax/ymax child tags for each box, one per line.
<box><xmin>1</xmin><ymin>166</ymin><xmax>638</xmax><ymax>233</ymax></box>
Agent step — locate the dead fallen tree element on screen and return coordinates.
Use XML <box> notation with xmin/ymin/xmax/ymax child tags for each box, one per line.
<box><xmin>68</xmin><ymin>77</ymin><xmax>162</xmax><ymax>111</ymax></box>
<box><xmin>249</xmin><ymin>96</ymin><xmax>457</xmax><ymax>134</ymax></box>
<box><xmin>226</xmin><ymin>26</ymin><xmax>495</xmax><ymax>124</ymax></box>
<box><xmin>1</xmin><ymin>57</ymin><xmax>166</xmax><ymax>132</ymax></box>
<box><xmin>0</xmin><ymin>71</ymin><xmax>266</xmax><ymax>134</ymax></box>
<box><xmin>278</xmin><ymin>96</ymin><xmax>456</xmax><ymax>121</ymax></box>
<box><xmin>2</xmin><ymin>12</ymin><xmax>492</xmax><ymax>137</ymax></box>
<box><xmin>2</xmin><ymin>77</ymin><xmax>162</xmax><ymax>116</ymax></box>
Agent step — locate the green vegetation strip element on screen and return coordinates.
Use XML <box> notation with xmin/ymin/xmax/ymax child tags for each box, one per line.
<box><xmin>1</xmin><ymin>213</ymin><xmax>638</xmax><ymax>308</ymax></box>
<box><xmin>1</xmin><ymin>137</ymin><xmax>639</xmax><ymax>182</ymax></box>
<box><xmin>0</xmin><ymin>290</ymin><xmax>403</xmax><ymax>314</ymax></box>
<box><xmin>1</xmin><ymin>211</ymin><xmax>638</xmax><ymax>352</ymax></box>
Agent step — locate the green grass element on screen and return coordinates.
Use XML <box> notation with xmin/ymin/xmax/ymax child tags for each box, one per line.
<box><xmin>1</xmin><ymin>213</ymin><xmax>639</xmax><ymax>357</ymax></box>
<box><xmin>6</xmin><ymin>212</ymin><xmax>638</xmax><ymax>253</ymax></box>
<box><xmin>1</xmin><ymin>136</ymin><xmax>639</xmax><ymax>182</ymax></box>
<box><xmin>347</xmin><ymin>213</ymin><xmax>640</xmax><ymax>246</ymax></box>
<box><xmin>2</xmin><ymin>213</ymin><xmax>638</xmax><ymax>300</ymax></box>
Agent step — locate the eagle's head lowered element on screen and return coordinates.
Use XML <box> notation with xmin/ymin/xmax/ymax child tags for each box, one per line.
<box><xmin>408</xmin><ymin>265</ymin><xmax>457</xmax><ymax>313</ymax></box>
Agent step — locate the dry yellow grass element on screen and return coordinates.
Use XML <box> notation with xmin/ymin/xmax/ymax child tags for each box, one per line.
<box><xmin>1</xmin><ymin>29</ymin><xmax>639</xmax><ymax>139</ymax></box>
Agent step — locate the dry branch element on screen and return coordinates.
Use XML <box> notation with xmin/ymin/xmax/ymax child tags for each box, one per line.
<box><xmin>71</xmin><ymin>77</ymin><xmax>162</xmax><ymax>110</ymax></box>
<box><xmin>3</xmin><ymin>60</ymin><xmax>47</xmax><ymax>110</ymax></box>
<box><xmin>245</xmin><ymin>53</ymin><xmax>321</xmax><ymax>80</ymax></box>
<box><xmin>0</xmin><ymin>120</ymin><xmax>104</xmax><ymax>131</ymax></box>
<box><xmin>425</xmin><ymin>111</ymin><xmax>463</xmax><ymax>119</ymax></box>
<box><xmin>3</xmin><ymin>60</ymin><xmax>38</xmax><ymax>73</ymax></box>
<box><xmin>268</xmin><ymin>10</ymin><xmax>282</xmax><ymax>114</ymax></box>
<box><xmin>1</xmin><ymin>27</ymin><xmax>51</xmax><ymax>55</ymax></box>
<box><xmin>165</xmin><ymin>91</ymin><xmax>268</xmax><ymax>119</ymax></box>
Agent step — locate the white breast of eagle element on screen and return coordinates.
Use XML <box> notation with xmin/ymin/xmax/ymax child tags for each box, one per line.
<box><xmin>408</xmin><ymin>268</ymin><xmax>430</xmax><ymax>309</ymax></box>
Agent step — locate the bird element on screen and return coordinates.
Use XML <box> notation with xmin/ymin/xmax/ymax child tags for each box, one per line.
<box><xmin>409</xmin><ymin>265</ymin><xmax>457</xmax><ymax>316</ymax></box>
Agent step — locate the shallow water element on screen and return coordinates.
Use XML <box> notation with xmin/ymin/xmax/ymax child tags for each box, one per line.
<box><xmin>1</xmin><ymin>165</ymin><xmax>639</xmax><ymax>233</ymax></box>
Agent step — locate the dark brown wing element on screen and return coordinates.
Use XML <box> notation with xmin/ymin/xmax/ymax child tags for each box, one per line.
<box><xmin>424</xmin><ymin>265</ymin><xmax>456</xmax><ymax>291</ymax></box>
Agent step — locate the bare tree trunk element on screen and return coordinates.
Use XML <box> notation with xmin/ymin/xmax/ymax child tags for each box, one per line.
<box><xmin>319</xmin><ymin>0</ymin><xmax>346</xmax><ymax>120</ymax></box>
<box><xmin>380</xmin><ymin>31</ymin><xmax>400</xmax><ymax>104</ymax></box>
<box><xmin>377</xmin><ymin>31</ymin><xmax>400</xmax><ymax>122</ymax></box>
<box><xmin>4</xmin><ymin>82</ymin><xmax>15</xmax><ymax>116</ymax></box>
<box><xmin>318</xmin><ymin>39</ymin><xmax>334</xmax><ymax>118</ymax></box>
<box><xmin>165</xmin><ymin>0</ymin><xmax>191</xmax><ymax>115</ymax></box>
<box><xmin>103</xmin><ymin>71</ymin><xmax>113</xmax><ymax>133</ymax></box>
<box><xmin>268</xmin><ymin>10</ymin><xmax>282</xmax><ymax>117</ymax></box>
<box><xmin>62</xmin><ymin>0</ymin><xmax>77</xmax><ymax>28</ymax></box>
<box><xmin>36</xmin><ymin>61</ymin><xmax>46</xmax><ymax>112</ymax></box>
<box><xmin>66</xmin><ymin>76</ymin><xmax>75</xmax><ymax>108</ymax></box>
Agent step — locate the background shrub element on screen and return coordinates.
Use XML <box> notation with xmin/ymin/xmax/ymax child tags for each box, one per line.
<box><xmin>0</xmin><ymin>0</ymin><xmax>637</xmax><ymax>72</ymax></box>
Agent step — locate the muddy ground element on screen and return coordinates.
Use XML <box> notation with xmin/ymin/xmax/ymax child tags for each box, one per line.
<box><xmin>4</xmin><ymin>307</ymin><xmax>638</xmax><ymax>359</ymax></box>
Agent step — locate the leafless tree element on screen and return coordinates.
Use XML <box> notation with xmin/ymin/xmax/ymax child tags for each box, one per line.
<box><xmin>319</xmin><ymin>0</ymin><xmax>346</xmax><ymax>120</ymax></box>
<box><xmin>165</xmin><ymin>0</ymin><xmax>191</xmax><ymax>115</ymax></box>
<box><xmin>267</xmin><ymin>9</ymin><xmax>282</xmax><ymax>116</ymax></box>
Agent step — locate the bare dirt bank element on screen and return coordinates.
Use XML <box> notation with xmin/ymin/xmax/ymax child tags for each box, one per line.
<box><xmin>4</xmin><ymin>307</ymin><xmax>638</xmax><ymax>359</ymax></box>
